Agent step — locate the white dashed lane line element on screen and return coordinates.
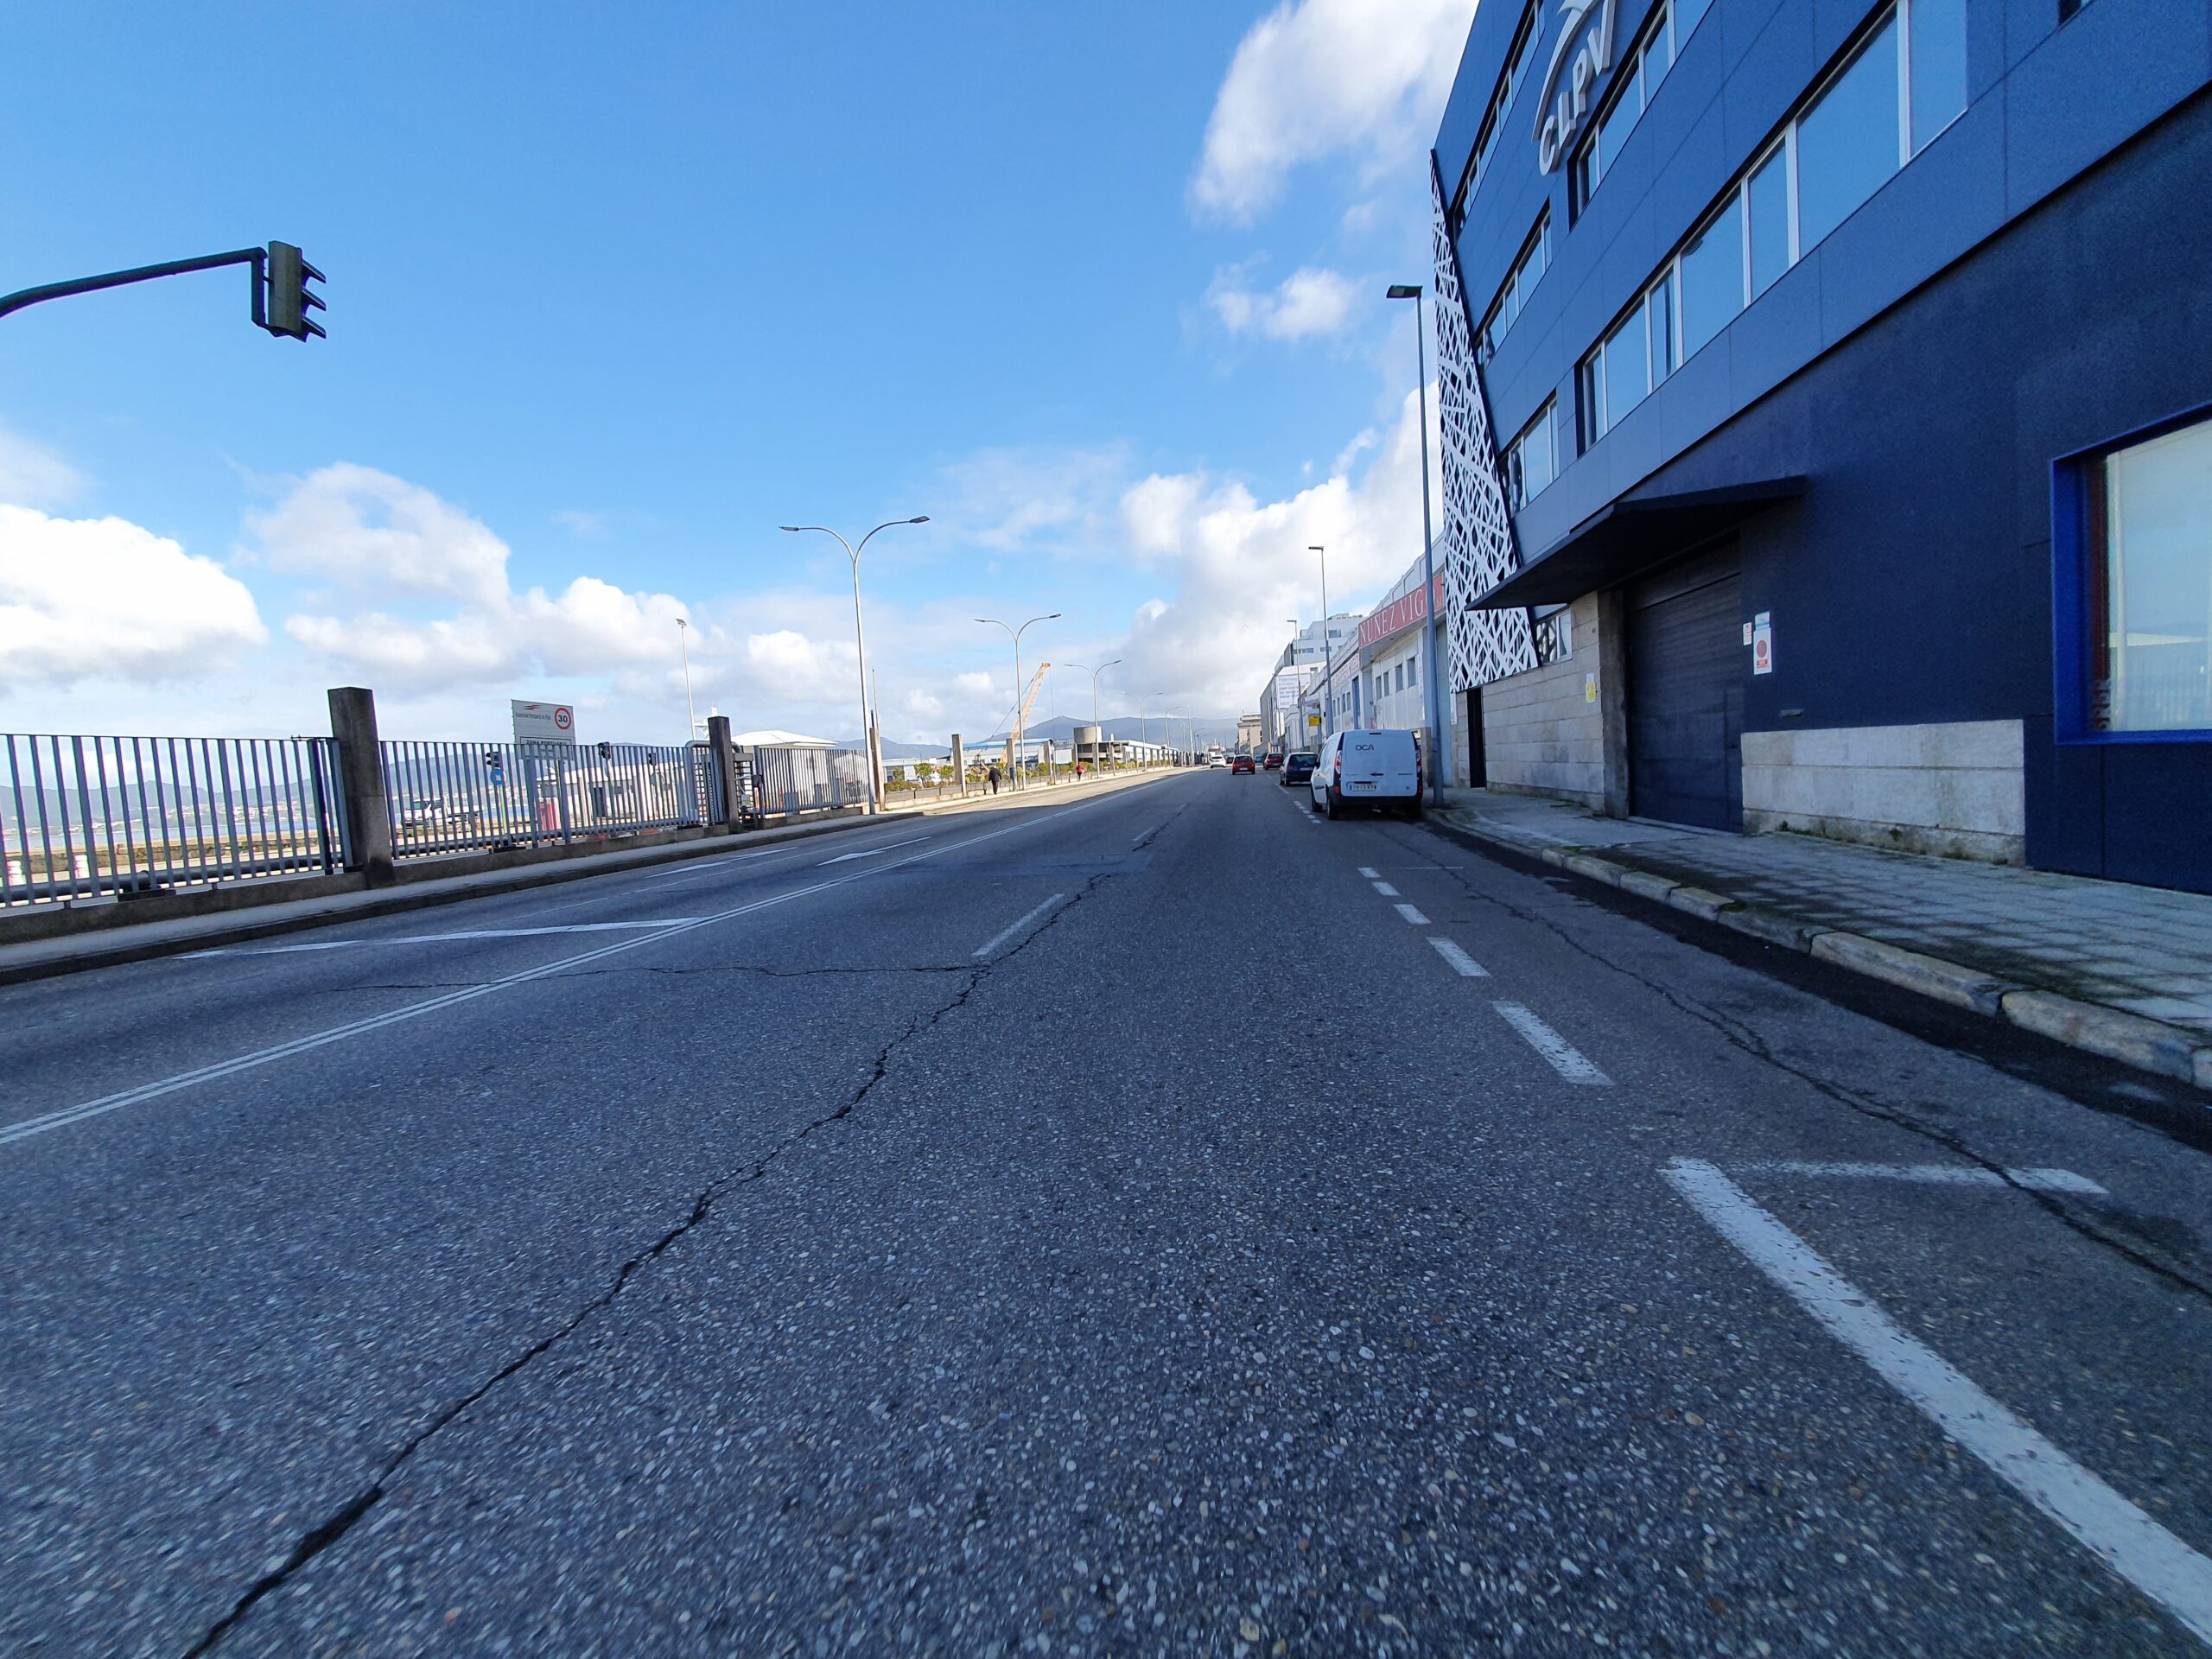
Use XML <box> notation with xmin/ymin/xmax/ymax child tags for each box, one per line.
<box><xmin>1427</xmin><ymin>938</ymin><xmax>1489</xmax><ymax>977</ymax></box>
<box><xmin>1357</xmin><ymin>867</ymin><xmax>1379</xmax><ymax>879</ymax></box>
<box><xmin>1745</xmin><ymin>1161</ymin><xmax>2107</xmax><ymax>1195</ymax></box>
<box><xmin>1492</xmin><ymin>1001</ymin><xmax>1610</xmax><ymax>1084</ymax></box>
<box><xmin>972</xmin><ymin>893</ymin><xmax>1067</xmax><ymax>959</ymax></box>
<box><xmin>1667</xmin><ymin>1158</ymin><xmax>2212</xmax><ymax>1648</ymax></box>
<box><xmin>1392</xmin><ymin>903</ymin><xmax>1430</xmax><ymax>925</ymax></box>
<box><xmin>1372</xmin><ymin>881</ymin><xmax>1400</xmax><ymax>897</ymax></box>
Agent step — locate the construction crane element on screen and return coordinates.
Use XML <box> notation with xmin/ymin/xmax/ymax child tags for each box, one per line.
<box><xmin>1008</xmin><ymin>661</ymin><xmax>1050</xmax><ymax>786</ymax></box>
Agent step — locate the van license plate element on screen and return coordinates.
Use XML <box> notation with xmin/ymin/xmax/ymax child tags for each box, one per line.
<box><xmin>1351</xmin><ymin>781</ymin><xmax>1376</xmax><ymax>791</ymax></box>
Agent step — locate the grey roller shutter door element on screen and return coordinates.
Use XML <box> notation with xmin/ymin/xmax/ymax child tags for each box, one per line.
<box><xmin>1627</xmin><ymin>550</ymin><xmax>1744</xmax><ymax>831</ymax></box>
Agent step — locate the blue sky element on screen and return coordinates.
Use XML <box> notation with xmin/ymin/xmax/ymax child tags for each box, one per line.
<box><xmin>0</xmin><ymin>0</ymin><xmax>1472</xmax><ymax>745</ymax></box>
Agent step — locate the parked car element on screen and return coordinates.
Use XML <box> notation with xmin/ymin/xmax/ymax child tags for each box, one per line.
<box><xmin>1262</xmin><ymin>753</ymin><xmax>1284</xmax><ymax>770</ymax></box>
<box><xmin>1207</xmin><ymin>754</ymin><xmax>1227</xmax><ymax>767</ymax></box>
<box><xmin>1308</xmin><ymin>728</ymin><xmax>1422</xmax><ymax>820</ymax></box>
<box><xmin>1280</xmin><ymin>751</ymin><xmax>1319</xmax><ymax>787</ymax></box>
<box><xmin>1230</xmin><ymin>755</ymin><xmax>1256</xmax><ymax>774</ymax></box>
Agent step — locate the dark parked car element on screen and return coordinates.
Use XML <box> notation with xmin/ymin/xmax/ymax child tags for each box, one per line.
<box><xmin>1280</xmin><ymin>752</ymin><xmax>1319</xmax><ymax>786</ymax></box>
<box><xmin>1230</xmin><ymin>755</ymin><xmax>1256</xmax><ymax>774</ymax></box>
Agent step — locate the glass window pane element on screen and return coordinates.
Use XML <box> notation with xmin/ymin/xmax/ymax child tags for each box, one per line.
<box><xmin>1674</xmin><ymin>0</ymin><xmax>1713</xmax><ymax>42</ymax></box>
<box><xmin>2099</xmin><ymin>421</ymin><xmax>2212</xmax><ymax>732</ymax></box>
<box><xmin>1677</xmin><ymin>200</ymin><xmax>1742</xmax><ymax>357</ymax></box>
<box><xmin>1526</xmin><ymin>405</ymin><xmax>1555</xmax><ymax>494</ymax></box>
<box><xmin>1643</xmin><ymin>29</ymin><xmax>1672</xmax><ymax>88</ymax></box>
<box><xmin>1746</xmin><ymin>149</ymin><xmax>1790</xmax><ymax>297</ymax></box>
<box><xmin>1909</xmin><ymin>0</ymin><xmax>1968</xmax><ymax>152</ymax></box>
<box><xmin>1649</xmin><ymin>270</ymin><xmax>1676</xmax><ymax>380</ymax></box>
<box><xmin>1597</xmin><ymin>69</ymin><xmax>1641</xmax><ymax>178</ymax></box>
<box><xmin>1797</xmin><ymin>16</ymin><xmax>1902</xmax><ymax>250</ymax></box>
<box><xmin>1603</xmin><ymin>308</ymin><xmax>1649</xmax><ymax>425</ymax></box>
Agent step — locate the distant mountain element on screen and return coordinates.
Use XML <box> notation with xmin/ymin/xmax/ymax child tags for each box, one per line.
<box><xmin>835</xmin><ymin>737</ymin><xmax>954</xmax><ymax>760</ymax></box>
<box><xmin>1016</xmin><ymin>714</ymin><xmax>1245</xmax><ymax>748</ymax></box>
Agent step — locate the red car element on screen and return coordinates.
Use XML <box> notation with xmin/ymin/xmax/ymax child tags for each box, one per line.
<box><xmin>1230</xmin><ymin>755</ymin><xmax>1256</xmax><ymax>774</ymax></box>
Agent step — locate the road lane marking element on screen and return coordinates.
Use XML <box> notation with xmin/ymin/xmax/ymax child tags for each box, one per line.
<box><xmin>1357</xmin><ymin>867</ymin><xmax>1379</xmax><ymax>879</ymax></box>
<box><xmin>1392</xmin><ymin>902</ymin><xmax>1429</xmax><ymax>925</ymax></box>
<box><xmin>1665</xmin><ymin>1157</ymin><xmax>2212</xmax><ymax>1647</ymax></box>
<box><xmin>186</xmin><ymin>921</ymin><xmax>706</xmax><ymax>957</ymax></box>
<box><xmin>1371</xmin><ymin>881</ymin><xmax>1400</xmax><ymax>897</ymax></box>
<box><xmin>1492</xmin><ymin>1001</ymin><xmax>1609</xmax><ymax>1084</ymax></box>
<box><xmin>1745</xmin><ymin>1161</ymin><xmax>2107</xmax><ymax>1195</ymax></box>
<box><xmin>1428</xmin><ymin>938</ymin><xmax>1488</xmax><ymax>977</ymax></box>
<box><xmin>820</xmin><ymin>835</ymin><xmax>930</xmax><ymax>865</ymax></box>
<box><xmin>1</xmin><ymin>812</ymin><xmax>1064</xmax><ymax>1150</ymax></box>
<box><xmin>972</xmin><ymin>893</ymin><xmax>1067</xmax><ymax>959</ymax></box>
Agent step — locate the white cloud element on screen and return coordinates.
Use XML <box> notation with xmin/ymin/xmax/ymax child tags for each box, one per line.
<box><xmin>250</xmin><ymin>462</ymin><xmax>511</xmax><ymax>608</ymax></box>
<box><xmin>1207</xmin><ymin>264</ymin><xmax>1360</xmax><ymax>340</ymax></box>
<box><xmin>0</xmin><ymin>427</ymin><xmax>86</xmax><ymax>510</ymax></box>
<box><xmin>936</xmin><ymin>444</ymin><xmax>1129</xmax><ymax>553</ymax></box>
<box><xmin>1192</xmin><ymin>0</ymin><xmax>1476</xmax><ymax>223</ymax></box>
<box><xmin>0</xmin><ymin>505</ymin><xmax>265</xmax><ymax>688</ymax></box>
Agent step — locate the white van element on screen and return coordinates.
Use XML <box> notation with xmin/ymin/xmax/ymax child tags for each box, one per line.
<box><xmin>1308</xmin><ymin>728</ymin><xmax>1422</xmax><ymax>819</ymax></box>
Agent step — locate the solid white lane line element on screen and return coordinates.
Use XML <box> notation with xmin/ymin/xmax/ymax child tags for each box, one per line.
<box><xmin>2</xmin><ymin>813</ymin><xmax>1056</xmax><ymax>1151</ymax></box>
<box><xmin>972</xmin><ymin>893</ymin><xmax>1067</xmax><ymax>959</ymax></box>
<box><xmin>1357</xmin><ymin>867</ymin><xmax>1379</xmax><ymax>879</ymax></box>
<box><xmin>1492</xmin><ymin>1001</ymin><xmax>1609</xmax><ymax>1084</ymax></box>
<box><xmin>820</xmin><ymin>835</ymin><xmax>931</xmax><ymax>865</ymax></box>
<box><xmin>1747</xmin><ymin>1161</ymin><xmax>2107</xmax><ymax>1196</ymax></box>
<box><xmin>1427</xmin><ymin>938</ymin><xmax>1489</xmax><ymax>977</ymax></box>
<box><xmin>1665</xmin><ymin>1158</ymin><xmax>2212</xmax><ymax>1646</ymax></box>
<box><xmin>1392</xmin><ymin>902</ymin><xmax>1430</xmax><ymax>925</ymax></box>
<box><xmin>187</xmin><ymin>921</ymin><xmax>705</xmax><ymax>957</ymax></box>
<box><xmin>1371</xmin><ymin>881</ymin><xmax>1400</xmax><ymax>897</ymax></box>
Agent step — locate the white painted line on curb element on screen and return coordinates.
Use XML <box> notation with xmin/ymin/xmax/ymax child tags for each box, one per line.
<box><xmin>1665</xmin><ymin>1157</ymin><xmax>2212</xmax><ymax>1647</ymax></box>
<box><xmin>1428</xmin><ymin>938</ymin><xmax>1489</xmax><ymax>977</ymax></box>
<box><xmin>187</xmin><ymin>920</ymin><xmax>707</xmax><ymax>957</ymax></box>
<box><xmin>972</xmin><ymin>893</ymin><xmax>1067</xmax><ymax>959</ymax></box>
<box><xmin>1392</xmin><ymin>903</ymin><xmax>1430</xmax><ymax>925</ymax></box>
<box><xmin>820</xmin><ymin>835</ymin><xmax>931</xmax><ymax>865</ymax></box>
<box><xmin>2</xmin><ymin>811</ymin><xmax>1064</xmax><ymax>1151</ymax></box>
<box><xmin>1372</xmin><ymin>881</ymin><xmax>1400</xmax><ymax>897</ymax></box>
<box><xmin>1492</xmin><ymin>1001</ymin><xmax>1609</xmax><ymax>1084</ymax></box>
<box><xmin>1745</xmin><ymin>1161</ymin><xmax>2107</xmax><ymax>1196</ymax></box>
<box><xmin>1357</xmin><ymin>867</ymin><xmax>1379</xmax><ymax>879</ymax></box>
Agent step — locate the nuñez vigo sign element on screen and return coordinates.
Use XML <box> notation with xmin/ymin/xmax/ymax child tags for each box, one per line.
<box><xmin>1534</xmin><ymin>0</ymin><xmax>1620</xmax><ymax>175</ymax></box>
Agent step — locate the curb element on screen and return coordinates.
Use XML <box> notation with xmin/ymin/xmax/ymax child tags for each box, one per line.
<box><xmin>1439</xmin><ymin>809</ymin><xmax>2212</xmax><ymax>1094</ymax></box>
<box><xmin>0</xmin><ymin>771</ymin><xmax>1179</xmax><ymax>988</ymax></box>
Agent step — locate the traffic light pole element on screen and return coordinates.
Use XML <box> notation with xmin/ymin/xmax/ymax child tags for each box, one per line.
<box><xmin>0</xmin><ymin>241</ymin><xmax>324</xmax><ymax>338</ymax></box>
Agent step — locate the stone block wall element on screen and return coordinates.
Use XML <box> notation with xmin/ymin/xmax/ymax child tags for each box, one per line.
<box><xmin>1480</xmin><ymin>593</ymin><xmax>1614</xmax><ymax>810</ymax></box>
<box><xmin>1742</xmin><ymin>720</ymin><xmax>2025</xmax><ymax>862</ymax></box>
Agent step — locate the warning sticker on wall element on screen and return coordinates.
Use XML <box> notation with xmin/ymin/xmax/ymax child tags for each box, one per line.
<box><xmin>1751</xmin><ymin>613</ymin><xmax>1774</xmax><ymax>676</ymax></box>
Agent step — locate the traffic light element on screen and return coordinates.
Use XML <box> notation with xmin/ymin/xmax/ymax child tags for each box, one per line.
<box><xmin>264</xmin><ymin>242</ymin><xmax>325</xmax><ymax>340</ymax></box>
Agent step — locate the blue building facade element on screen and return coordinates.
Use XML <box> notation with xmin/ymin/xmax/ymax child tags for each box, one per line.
<box><xmin>1433</xmin><ymin>0</ymin><xmax>2212</xmax><ymax>891</ymax></box>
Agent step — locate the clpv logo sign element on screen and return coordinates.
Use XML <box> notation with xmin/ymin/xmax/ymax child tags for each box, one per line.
<box><xmin>1533</xmin><ymin>0</ymin><xmax>1620</xmax><ymax>175</ymax></box>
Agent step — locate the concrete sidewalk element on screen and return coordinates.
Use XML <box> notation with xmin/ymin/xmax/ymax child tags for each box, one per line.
<box><xmin>1436</xmin><ymin>788</ymin><xmax>2212</xmax><ymax>1093</ymax></box>
<box><xmin>0</xmin><ymin>766</ymin><xmax>1179</xmax><ymax>987</ymax></box>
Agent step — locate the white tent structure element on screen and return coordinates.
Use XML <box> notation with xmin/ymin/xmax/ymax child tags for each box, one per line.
<box><xmin>729</xmin><ymin>728</ymin><xmax>836</xmax><ymax>747</ymax></box>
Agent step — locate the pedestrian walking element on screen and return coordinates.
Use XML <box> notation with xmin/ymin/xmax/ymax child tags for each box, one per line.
<box><xmin>988</xmin><ymin>762</ymin><xmax>1001</xmax><ymax>795</ymax></box>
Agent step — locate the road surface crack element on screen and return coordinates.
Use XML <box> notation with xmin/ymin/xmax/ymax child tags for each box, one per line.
<box><xmin>181</xmin><ymin>876</ymin><xmax>1104</xmax><ymax>1655</ymax></box>
<box><xmin>1409</xmin><ymin>821</ymin><xmax>2212</xmax><ymax>1303</ymax></box>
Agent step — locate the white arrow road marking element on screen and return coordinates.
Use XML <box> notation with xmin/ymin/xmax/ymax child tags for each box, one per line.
<box><xmin>1666</xmin><ymin>1158</ymin><xmax>2212</xmax><ymax>1648</ymax></box>
<box><xmin>1427</xmin><ymin>938</ymin><xmax>1489</xmax><ymax>977</ymax></box>
<box><xmin>1492</xmin><ymin>1001</ymin><xmax>1609</xmax><ymax>1084</ymax></box>
<box><xmin>820</xmin><ymin>836</ymin><xmax>930</xmax><ymax>865</ymax></box>
<box><xmin>1</xmin><ymin>815</ymin><xmax>1047</xmax><ymax>1150</ymax></box>
<box><xmin>973</xmin><ymin>893</ymin><xmax>1067</xmax><ymax>959</ymax></box>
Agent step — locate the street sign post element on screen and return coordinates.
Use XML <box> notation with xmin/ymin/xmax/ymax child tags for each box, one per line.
<box><xmin>512</xmin><ymin>701</ymin><xmax>575</xmax><ymax>746</ymax></box>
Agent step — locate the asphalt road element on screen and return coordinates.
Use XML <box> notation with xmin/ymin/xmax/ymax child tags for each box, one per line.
<box><xmin>6</xmin><ymin>769</ymin><xmax>2212</xmax><ymax>1656</ymax></box>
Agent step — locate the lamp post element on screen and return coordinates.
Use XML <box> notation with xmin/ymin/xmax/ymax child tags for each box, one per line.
<box><xmin>676</xmin><ymin>617</ymin><xmax>697</xmax><ymax>741</ymax></box>
<box><xmin>1310</xmin><ymin>544</ymin><xmax>1332</xmax><ymax>746</ymax></box>
<box><xmin>976</xmin><ymin>612</ymin><xmax>1058</xmax><ymax>790</ymax></box>
<box><xmin>779</xmin><ymin>515</ymin><xmax>930</xmax><ymax>813</ymax></box>
<box><xmin>1063</xmin><ymin>658</ymin><xmax>1120</xmax><ymax>774</ymax></box>
<box><xmin>1388</xmin><ymin>283</ymin><xmax>1447</xmax><ymax>804</ymax></box>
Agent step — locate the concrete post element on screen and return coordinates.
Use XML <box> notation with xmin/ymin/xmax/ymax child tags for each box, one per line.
<box><xmin>952</xmin><ymin>734</ymin><xmax>965</xmax><ymax>797</ymax></box>
<box><xmin>706</xmin><ymin>715</ymin><xmax>740</xmax><ymax>828</ymax></box>
<box><xmin>868</xmin><ymin>719</ymin><xmax>885</xmax><ymax>810</ymax></box>
<box><xmin>1596</xmin><ymin>591</ymin><xmax>1632</xmax><ymax>817</ymax></box>
<box><xmin>326</xmin><ymin>686</ymin><xmax>395</xmax><ymax>886</ymax></box>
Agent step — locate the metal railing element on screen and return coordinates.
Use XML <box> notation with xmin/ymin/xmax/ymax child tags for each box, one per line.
<box><xmin>748</xmin><ymin>745</ymin><xmax>868</xmax><ymax>815</ymax></box>
<box><xmin>3</xmin><ymin>732</ymin><xmax>337</xmax><ymax>909</ymax></box>
<box><xmin>379</xmin><ymin>740</ymin><xmax>720</xmax><ymax>860</ymax></box>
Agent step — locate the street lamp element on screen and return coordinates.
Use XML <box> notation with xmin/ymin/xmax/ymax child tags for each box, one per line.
<box><xmin>676</xmin><ymin>617</ymin><xmax>696</xmax><ymax>741</ymax></box>
<box><xmin>975</xmin><ymin>612</ymin><xmax>1059</xmax><ymax>790</ymax></box>
<box><xmin>780</xmin><ymin>515</ymin><xmax>930</xmax><ymax>814</ymax></box>
<box><xmin>1310</xmin><ymin>544</ymin><xmax>1332</xmax><ymax>745</ymax></box>
<box><xmin>1062</xmin><ymin>658</ymin><xmax>1121</xmax><ymax>774</ymax></box>
<box><xmin>1388</xmin><ymin>282</ymin><xmax>1446</xmax><ymax>805</ymax></box>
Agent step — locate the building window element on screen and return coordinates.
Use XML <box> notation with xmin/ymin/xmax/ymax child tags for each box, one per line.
<box><xmin>1449</xmin><ymin>0</ymin><xmax>1541</xmax><ymax>234</ymax></box>
<box><xmin>1407</xmin><ymin>655</ymin><xmax>1418</xmax><ymax>686</ymax></box>
<box><xmin>1575</xmin><ymin>0</ymin><xmax>1969</xmax><ymax>453</ymax></box>
<box><xmin>2082</xmin><ymin>416</ymin><xmax>2212</xmax><ymax>734</ymax></box>
<box><xmin>1477</xmin><ymin>211</ymin><xmax>1551</xmax><ymax>366</ymax></box>
<box><xmin>1570</xmin><ymin>0</ymin><xmax>1718</xmax><ymax>213</ymax></box>
<box><xmin>1502</xmin><ymin>398</ymin><xmax>1557</xmax><ymax>507</ymax></box>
